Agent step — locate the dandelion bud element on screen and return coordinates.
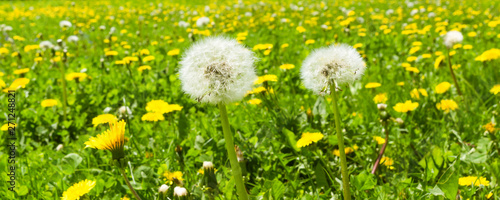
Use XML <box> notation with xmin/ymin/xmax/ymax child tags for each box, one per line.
<box><xmin>203</xmin><ymin>161</ymin><xmax>214</xmax><ymax>170</ymax></box>
<box><xmin>56</xmin><ymin>144</ymin><xmax>64</xmax><ymax>151</ymax></box>
<box><xmin>377</xmin><ymin>103</ymin><xmax>387</xmax><ymax>110</ymax></box>
<box><xmin>158</xmin><ymin>184</ymin><xmax>169</xmax><ymax>193</ymax></box>
<box><xmin>301</xmin><ymin>44</ymin><xmax>365</xmax><ymax>94</ymax></box>
<box><xmin>179</xmin><ymin>36</ymin><xmax>257</xmax><ymax>104</ymax></box>
<box><xmin>174</xmin><ymin>186</ymin><xmax>188</xmax><ymax>197</ymax></box>
<box><xmin>444</xmin><ymin>31</ymin><xmax>463</xmax><ymax>49</ymax></box>
<box><xmin>57</xmin><ymin>39</ymin><xmax>63</xmax><ymax>46</ymax></box>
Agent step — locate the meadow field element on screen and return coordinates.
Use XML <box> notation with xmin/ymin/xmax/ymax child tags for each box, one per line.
<box><xmin>0</xmin><ymin>0</ymin><xmax>499</xmax><ymax>199</ymax></box>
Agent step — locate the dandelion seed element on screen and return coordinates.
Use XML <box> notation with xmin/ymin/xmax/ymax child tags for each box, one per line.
<box><xmin>178</xmin><ymin>36</ymin><xmax>257</xmax><ymax>104</ymax></box>
<box><xmin>300</xmin><ymin>44</ymin><xmax>365</xmax><ymax>94</ymax></box>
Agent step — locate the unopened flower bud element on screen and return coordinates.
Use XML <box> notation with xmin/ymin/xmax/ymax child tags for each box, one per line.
<box><xmin>174</xmin><ymin>186</ymin><xmax>188</xmax><ymax>197</ymax></box>
<box><xmin>203</xmin><ymin>161</ymin><xmax>214</xmax><ymax>170</ymax></box>
<box><xmin>158</xmin><ymin>184</ymin><xmax>169</xmax><ymax>193</ymax></box>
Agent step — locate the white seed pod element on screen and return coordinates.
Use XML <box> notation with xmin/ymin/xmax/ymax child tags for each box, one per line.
<box><xmin>196</xmin><ymin>16</ymin><xmax>210</xmax><ymax>27</ymax></box>
<box><xmin>158</xmin><ymin>184</ymin><xmax>169</xmax><ymax>193</ymax></box>
<box><xmin>179</xmin><ymin>36</ymin><xmax>257</xmax><ymax>104</ymax></box>
<box><xmin>59</xmin><ymin>20</ymin><xmax>72</xmax><ymax>28</ymax></box>
<box><xmin>443</xmin><ymin>31</ymin><xmax>463</xmax><ymax>49</ymax></box>
<box><xmin>67</xmin><ymin>35</ymin><xmax>79</xmax><ymax>43</ymax></box>
<box><xmin>39</xmin><ymin>41</ymin><xmax>54</xmax><ymax>50</ymax></box>
<box><xmin>173</xmin><ymin>186</ymin><xmax>188</xmax><ymax>196</ymax></box>
<box><xmin>301</xmin><ymin>44</ymin><xmax>365</xmax><ymax>95</ymax></box>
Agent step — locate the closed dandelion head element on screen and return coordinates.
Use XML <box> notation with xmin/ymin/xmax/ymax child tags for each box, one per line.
<box><xmin>179</xmin><ymin>36</ymin><xmax>257</xmax><ymax>104</ymax></box>
<box><xmin>444</xmin><ymin>31</ymin><xmax>463</xmax><ymax>49</ymax></box>
<box><xmin>85</xmin><ymin>120</ymin><xmax>127</xmax><ymax>160</ymax></box>
<box><xmin>301</xmin><ymin>44</ymin><xmax>365</xmax><ymax>95</ymax></box>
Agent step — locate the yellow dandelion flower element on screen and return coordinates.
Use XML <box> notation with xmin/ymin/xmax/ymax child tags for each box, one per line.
<box><xmin>167</xmin><ymin>49</ymin><xmax>180</xmax><ymax>56</ymax></box>
<box><xmin>380</xmin><ymin>157</ymin><xmax>394</xmax><ymax>169</ymax></box>
<box><xmin>281</xmin><ymin>43</ymin><xmax>289</xmax><ymax>49</ymax></box>
<box><xmin>463</xmin><ymin>45</ymin><xmax>473</xmax><ymax>50</ymax></box>
<box><xmin>373</xmin><ymin>136</ymin><xmax>386</xmax><ymax>144</ymax></box>
<box><xmin>141</xmin><ymin>112</ymin><xmax>165</xmax><ymax>122</ymax></box>
<box><xmin>435</xmin><ymin>82</ymin><xmax>451</xmax><ymax>94</ymax></box>
<box><xmin>296</xmin><ymin>132</ymin><xmax>324</xmax><ymax>148</ymax></box>
<box><xmin>85</xmin><ymin>120</ymin><xmax>127</xmax><ymax>160</ymax></box>
<box><xmin>105</xmin><ymin>51</ymin><xmax>119</xmax><ymax>56</ymax></box>
<box><xmin>13</xmin><ymin>68</ymin><xmax>30</xmax><ymax>75</ymax></box>
<box><xmin>163</xmin><ymin>171</ymin><xmax>184</xmax><ymax>184</ymax></box>
<box><xmin>121</xmin><ymin>196</ymin><xmax>130</xmax><ymax>200</ymax></box>
<box><xmin>475</xmin><ymin>48</ymin><xmax>500</xmax><ymax>62</ymax></box>
<box><xmin>61</xmin><ymin>179</ymin><xmax>96</xmax><ymax>200</ymax></box>
<box><xmin>138</xmin><ymin>65</ymin><xmax>151</xmax><ymax>72</ymax></box>
<box><xmin>254</xmin><ymin>74</ymin><xmax>277</xmax><ymax>84</ymax></box>
<box><xmin>483</xmin><ymin>122</ymin><xmax>496</xmax><ymax>133</ymax></box>
<box><xmin>279</xmin><ymin>64</ymin><xmax>295</xmax><ymax>70</ymax></box>
<box><xmin>333</xmin><ymin>146</ymin><xmax>356</xmax><ymax>157</ymax></box>
<box><xmin>41</xmin><ymin>99</ymin><xmax>58</xmax><ymax>107</ymax></box>
<box><xmin>1</xmin><ymin>123</ymin><xmax>16</xmax><ymax>131</ymax></box>
<box><xmin>305</xmin><ymin>39</ymin><xmax>315</xmax><ymax>45</ymax></box>
<box><xmin>353</xmin><ymin>43</ymin><xmax>363</xmax><ymax>49</ymax></box>
<box><xmin>397</xmin><ymin>82</ymin><xmax>405</xmax><ymax>86</ymax></box>
<box><xmin>393</xmin><ymin>100</ymin><xmax>418</xmax><ymax>113</ymax></box>
<box><xmin>92</xmin><ymin>114</ymin><xmax>118</xmax><ymax>127</ymax></box>
<box><xmin>418</xmin><ymin>88</ymin><xmax>428</xmax><ymax>97</ymax></box>
<box><xmin>373</xmin><ymin>93</ymin><xmax>388</xmax><ymax>103</ymax></box>
<box><xmin>66</xmin><ymin>73</ymin><xmax>88</xmax><ymax>82</ymax></box>
<box><xmin>436</xmin><ymin>99</ymin><xmax>458</xmax><ymax>113</ymax></box>
<box><xmin>365</xmin><ymin>82</ymin><xmax>381</xmax><ymax>88</ymax></box>
<box><xmin>407</xmin><ymin>56</ymin><xmax>417</xmax><ymax>62</ymax></box>
<box><xmin>458</xmin><ymin>176</ymin><xmax>490</xmax><ymax>187</ymax></box>
<box><xmin>140</xmin><ymin>49</ymin><xmax>150</xmax><ymax>55</ymax></box>
<box><xmin>296</xmin><ymin>26</ymin><xmax>306</xmax><ymax>33</ymax></box>
<box><xmin>410</xmin><ymin>88</ymin><xmax>420</xmax><ymax>99</ymax></box>
<box><xmin>146</xmin><ymin>100</ymin><xmax>183</xmax><ymax>114</ymax></box>
<box><xmin>248</xmin><ymin>99</ymin><xmax>262</xmax><ymax>105</ymax></box>
<box><xmin>434</xmin><ymin>55</ymin><xmax>446</xmax><ymax>69</ymax></box>
<box><xmin>143</xmin><ymin>55</ymin><xmax>155</xmax><ymax>62</ymax></box>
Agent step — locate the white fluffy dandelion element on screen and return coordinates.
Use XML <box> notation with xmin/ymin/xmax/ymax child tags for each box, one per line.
<box><xmin>59</xmin><ymin>20</ymin><xmax>72</xmax><ymax>28</ymax></box>
<box><xmin>67</xmin><ymin>35</ymin><xmax>79</xmax><ymax>43</ymax></box>
<box><xmin>301</xmin><ymin>44</ymin><xmax>365</xmax><ymax>94</ymax></box>
<box><xmin>443</xmin><ymin>30</ymin><xmax>463</xmax><ymax>49</ymax></box>
<box><xmin>158</xmin><ymin>184</ymin><xmax>169</xmax><ymax>193</ymax></box>
<box><xmin>196</xmin><ymin>16</ymin><xmax>210</xmax><ymax>27</ymax></box>
<box><xmin>178</xmin><ymin>21</ymin><xmax>190</xmax><ymax>28</ymax></box>
<box><xmin>39</xmin><ymin>41</ymin><xmax>54</xmax><ymax>50</ymax></box>
<box><xmin>173</xmin><ymin>186</ymin><xmax>188</xmax><ymax>197</ymax></box>
<box><xmin>179</xmin><ymin>36</ymin><xmax>257</xmax><ymax>104</ymax></box>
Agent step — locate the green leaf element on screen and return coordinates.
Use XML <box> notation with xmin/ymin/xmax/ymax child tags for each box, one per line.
<box><xmin>351</xmin><ymin>171</ymin><xmax>376</xmax><ymax>191</ymax></box>
<box><xmin>16</xmin><ymin>185</ymin><xmax>29</xmax><ymax>196</ymax></box>
<box><xmin>436</xmin><ymin>162</ymin><xmax>459</xmax><ymax>200</ymax></box>
<box><xmin>60</xmin><ymin>153</ymin><xmax>83</xmax><ymax>175</ymax></box>
<box><xmin>428</xmin><ymin>185</ymin><xmax>444</xmax><ymax>197</ymax></box>
<box><xmin>271</xmin><ymin>179</ymin><xmax>285</xmax><ymax>199</ymax></box>
<box><xmin>315</xmin><ymin>163</ymin><xmax>329</xmax><ymax>189</ymax></box>
<box><xmin>283</xmin><ymin>128</ymin><xmax>300</xmax><ymax>152</ymax></box>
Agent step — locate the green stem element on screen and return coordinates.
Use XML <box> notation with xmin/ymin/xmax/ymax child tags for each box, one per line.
<box><xmin>330</xmin><ymin>82</ymin><xmax>351</xmax><ymax>200</ymax></box>
<box><xmin>446</xmin><ymin>48</ymin><xmax>463</xmax><ymax>96</ymax></box>
<box><xmin>218</xmin><ymin>103</ymin><xmax>249</xmax><ymax>200</ymax></box>
<box><xmin>59</xmin><ymin>63</ymin><xmax>68</xmax><ymax>122</ymax></box>
<box><xmin>120</xmin><ymin>168</ymin><xmax>142</xmax><ymax>200</ymax></box>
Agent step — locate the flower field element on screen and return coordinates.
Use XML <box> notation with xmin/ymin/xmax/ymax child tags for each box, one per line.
<box><xmin>1</xmin><ymin>0</ymin><xmax>500</xmax><ymax>199</ymax></box>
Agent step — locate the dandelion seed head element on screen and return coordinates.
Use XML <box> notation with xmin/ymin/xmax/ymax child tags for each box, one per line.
<box><xmin>444</xmin><ymin>31</ymin><xmax>463</xmax><ymax>49</ymax></box>
<box><xmin>179</xmin><ymin>36</ymin><xmax>257</xmax><ymax>104</ymax></box>
<box><xmin>196</xmin><ymin>16</ymin><xmax>210</xmax><ymax>27</ymax></box>
<box><xmin>67</xmin><ymin>35</ymin><xmax>79</xmax><ymax>43</ymax></box>
<box><xmin>300</xmin><ymin>43</ymin><xmax>365</xmax><ymax>94</ymax></box>
<box><xmin>174</xmin><ymin>186</ymin><xmax>188</xmax><ymax>196</ymax></box>
<box><xmin>59</xmin><ymin>20</ymin><xmax>72</xmax><ymax>28</ymax></box>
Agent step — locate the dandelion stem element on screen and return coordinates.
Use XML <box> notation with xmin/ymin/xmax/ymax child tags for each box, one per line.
<box><xmin>59</xmin><ymin>63</ymin><xmax>68</xmax><ymax>122</ymax></box>
<box><xmin>371</xmin><ymin>123</ymin><xmax>389</xmax><ymax>174</ymax></box>
<box><xmin>330</xmin><ymin>82</ymin><xmax>351</xmax><ymax>200</ymax></box>
<box><xmin>218</xmin><ymin>103</ymin><xmax>249</xmax><ymax>200</ymax></box>
<box><xmin>446</xmin><ymin>49</ymin><xmax>463</xmax><ymax>96</ymax></box>
<box><xmin>120</xmin><ymin>168</ymin><xmax>142</xmax><ymax>200</ymax></box>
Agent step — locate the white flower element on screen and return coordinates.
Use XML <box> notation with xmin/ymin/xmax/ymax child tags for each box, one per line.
<box><xmin>385</xmin><ymin>9</ymin><xmax>394</xmax><ymax>15</ymax></box>
<box><xmin>178</xmin><ymin>21</ymin><xmax>190</xmax><ymax>28</ymax></box>
<box><xmin>59</xmin><ymin>20</ymin><xmax>72</xmax><ymax>28</ymax></box>
<box><xmin>2</xmin><ymin>25</ymin><xmax>13</xmax><ymax>32</ymax></box>
<box><xmin>245</xmin><ymin>12</ymin><xmax>252</xmax><ymax>17</ymax></box>
<box><xmin>443</xmin><ymin>30</ymin><xmax>463</xmax><ymax>49</ymax></box>
<box><xmin>321</xmin><ymin>24</ymin><xmax>328</xmax><ymax>29</ymax></box>
<box><xmin>67</xmin><ymin>35</ymin><xmax>79</xmax><ymax>43</ymax></box>
<box><xmin>300</xmin><ymin>44</ymin><xmax>365</xmax><ymax>94</ymax></box>
<box><xmin>173</xmin><ymin>186</ymin><xmax>188</xmax><ymax>197</ymax></box>
<box><xmin>179</xmin><ymin>36</ymin><xmax>257</xmax><ymax>104</ymax></box>
<box><xmin>117</xmin><ymin>106</ymin><xmax>132</xmax><ymax>118</ymax></box>
<box><xmin>39</xmin><ymin>41</ymin><xmax>54</xmax><ymax>50</ymax></box>
<box><xmin>196</xmin><ymin>16</ymin><xmax>210</xmax><ymax>27</ymax></box>
<box><xmin>204</xmin><ymin>5</ymin><xmax>210</xmax><ymax>13</ymax></box>
<box><xmin>99</xmin><ymin>25</ymin><xmax>106</xmax><ymax>30</ymax></box>
<box><xmin>410</xmin><ymin>9</ymin><xmax>418</xmax><ymax>16</ymax></box>
<box><xmin>158</xmin><ymin>184</ymin><xmax>169</xmax><ymax>193</ymax></box>
<box><xmin>203</xmin><ymin>161</ymin><xmax>214</xmax><ymax>170</ymax></box>
<box><xmin>428</xmin><ymin>12</ymin><xmax>436</xmax><ymax>18</ymax></box>
<box><xmin>377</xmin><ymin>103</ymin><xmax>387</xmax><ymax>110</ymax></box>
<box><xmin>56</xmin><ymin>144</ymin><xmax>64</xmax><ymax>151</ymax></box>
